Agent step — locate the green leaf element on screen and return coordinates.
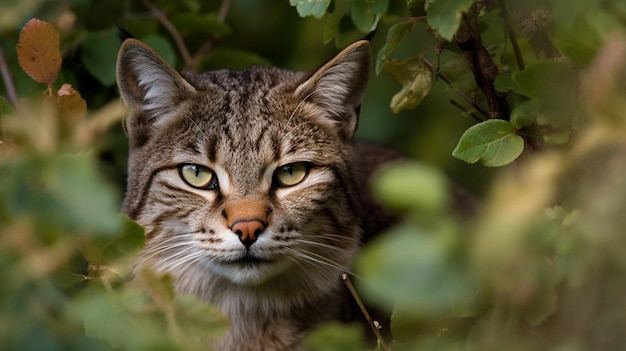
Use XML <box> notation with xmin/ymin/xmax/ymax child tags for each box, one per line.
<box><xmin>289</xmin><ymin>0</ymin><xmax>330</xmax><ymax>19</ymax></box>
<box><xmin>82</xmin><ymin>28</ymin><xmax>121</xmax><ymax>87</ymax></box>
<box><xmin>170</xmin><ymin>13</ymin><xmax>230</xmax><ymax>36</ymax></box>
<box><xmin>385</xmin><ymin>56</ymin><xmax>432</xmax><ymax>114</ymax></box>
<box><xmin>553</xmin><ymin>10</ymin><xmax>621</xmax><ymax>64</ymax></box>
<box><xmin>356</xmin><ymin>223</ymin><xmax>476</xmax><ymax>316</ymax></box>
<box><xmin>74</xmin><ymin>283</ymin><xmax>172</xmax><ymax>350</ymax></box>
<box><xmin>141</xmin><ymin>34</ymin><xmax>177</xmax><ymax>67</ymax></box>
<box><xmin>376</xmin><ymin>20</ymin><xmax>416</xmax><ymax>75</ymax></box>
<box><xmin>510</xmin><ymin>100</ymin><xmax>538</xmax><ymax>129</ymax></box>
<box><xmin>305</xmin><ymin>322</ymin><xmax>364</xmax><ymax>351</ymax></box>
<box><xmin>493</xmin><ymin>69</ymin><xmax>516</xmax><ymax>92</ymax></box>
<box><xmin>350</xmin><ymin>0</ymin><xmax>389</xmax><ymax>33</ymax></box>
<box><xmin>0</xmin><ymin>153</ymin><xmax>121</xmax><ymax>234</ymax></box>
<box><xmin>512</xmin><ymin>60</ymin><xmax>579</xmax><ymax>128</ymax></box>
<box><xmin>80</xmin><ymin>214</ymin><xmax>145</xmax><ymax>272</ymax></box>
<box><xmin>425</xmin><ymin>0</ymin><xmax>473</xmax><ymax>40</ymax></box>
<box><xmin>323</xmin><ymin>0</ymin><xmax>363</xmax><ymax>46</ymax></box>
<box><xmin>452</xmin><ymin>119</ymin><xmax>524</xmax><ymax>167</ymax></box>
<box><xmin>372</xmin><ymin>161</ymin><xmax>448</xmax><ymax>214</ymax></box>
<box><xmin>0</xmin><ymin>96</ymin><xmax>14</xmax><ymax>118</ymax></box>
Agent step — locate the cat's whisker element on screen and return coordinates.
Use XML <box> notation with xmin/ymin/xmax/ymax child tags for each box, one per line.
<box><xmin>294</xmin><ymin>238</ymin><xmax>349</xmax><ymax>251</ymax></box>
<box><xmin>305</xmin><ymin>233</ymin><xmax>361</xmax><ymax>244</ymax></box>
<box><xmin>283</xmin><ymin>246</ymin><xmax>351</xmax><ymax>275</ymax></box>
<box><xmin>164</xmin><ymin>249</ymin><xmax>206</xmax><ymax>273</ymax></box>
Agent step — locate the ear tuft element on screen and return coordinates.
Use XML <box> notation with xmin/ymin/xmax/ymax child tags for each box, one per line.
<box><xmin>116</xmin><ymin>39</ymin><xmax>196</xmax><ymax>144</ymax></box>
<box><xmin>295</xmin><ymin>40</ymin><xmax>371</xmax><ymax>140</ymax></box>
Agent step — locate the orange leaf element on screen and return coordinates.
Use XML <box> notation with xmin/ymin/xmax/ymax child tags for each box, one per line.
<box><xmin>17</xmin><ymin>18</ymin><xmax>62</xmax><ymax>86</ymax></box>
<box><xmin>57</xmin><ymin>84</ymin><xmax>87</xmax><ymax>120</ymax></box>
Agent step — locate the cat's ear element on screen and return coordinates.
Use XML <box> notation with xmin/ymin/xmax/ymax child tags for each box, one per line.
<box><xmin>116</xmin><ymin>38</ymin><xmax>196</xmax><ymax>146</ymax></box>
<box><xmin>295</xmin><ymin>40</ymin><xmax>371</xmax><ymax>140</ymax></box>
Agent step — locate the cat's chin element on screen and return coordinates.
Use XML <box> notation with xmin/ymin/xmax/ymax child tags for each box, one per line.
<box><xmin>210</xmin><ymin>257</ymin><xmax>292</xmax><ymax>286</ymax></box>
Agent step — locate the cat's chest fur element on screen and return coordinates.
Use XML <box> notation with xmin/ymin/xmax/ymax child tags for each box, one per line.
<box><xmin>116</xmin><ymin>39</ymin><xmax>394</xmax><ymax>350</ymax></box>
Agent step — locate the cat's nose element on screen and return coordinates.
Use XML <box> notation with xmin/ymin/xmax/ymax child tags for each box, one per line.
<box><xmin>231</xmin><ymin>220</ymin><xmax>265</xmax><ymax>248</ymax></box>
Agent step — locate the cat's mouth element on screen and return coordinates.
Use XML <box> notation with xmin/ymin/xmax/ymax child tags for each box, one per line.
<box><xmin>223</xmin><ymin>252</ymin><xmax>274</xmax><ymax>266</ymax></box>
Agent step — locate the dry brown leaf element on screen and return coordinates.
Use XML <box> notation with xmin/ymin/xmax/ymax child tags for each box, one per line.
<box><xmin>57</xmin><ymin>84</ymin><xmax>87</xmax><ymax>120</ymax></box>
<box><xmin>16</xmin><ymin>18</ymin><xmax>62</xmax><ymax>86</ymax></box>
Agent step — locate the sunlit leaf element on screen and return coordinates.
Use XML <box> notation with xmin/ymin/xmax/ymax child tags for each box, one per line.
<box><xmin>56</xmin><ymin>84</ymin><xmax>87</xmax><ymax>121</ymax></box>
<box><xmin>16</xmin><ymin>18</ymin><xmax>62</xmax><ymax>86</ymax></box>
<box><xmin>385</xmin><ymin>56</ymin><xmax>432</xmax><ymax>113</ymax></box>
<box><xmin>356</xmin><ymin>223</ymin><xmax>476</xmax><ymax>316</ymax></box>
<box><xmin>73</xmin><ymin>282</ymin><xmax>171</xmax><ymax>350</ymax></box>
<box><xmin>351</xmin><ymin>0</ymin><xmax>389</xmax><ymax>33</ymax></box>
<box><xmin>289</xmin><ymin>0</ymin><xmax>330</xmax><ymax>18</ymax></box>
<box><xmin>80</xmin><ymin>214</ymin><xmax>145</xmax><ymax>276</ymax></box>
<box><xmin>453</xmin><ymin>119</ymin><xmax>524</xmax><ymax>167</ymax></box>
<box><xmin>372</xmin><ymin>161</ymin><xmax>448</xmax><ymax>214</ymax></box>
<box><xmin>376</xmin><ymin>20</ymin><xmax>416</xmax><ymax>75</ymax></box>
<box><xmin>425</xmin><ymin>0</ymin><xmax>473</xmax><ymax>40</ymax></box>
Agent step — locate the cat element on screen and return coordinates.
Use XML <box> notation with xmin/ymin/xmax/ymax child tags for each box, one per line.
<box><xmin>116</xmin><ymin>38</ymin><xmax>399</xmax><ymax>350</ymax></box>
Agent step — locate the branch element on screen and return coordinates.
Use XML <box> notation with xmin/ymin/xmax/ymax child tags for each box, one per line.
<box><xmin>189</xmin><ymin>0</ymin><xmax>232</xmax><ymax>71</ymax></box>
<box><xmin>342</xmin><ymin>273</ymin><xmax>390</xmax><ymax>351</ymax></box>
<box><xmin>449</xmin><ymin>99</ymin><xmax>484</xmax><ymax>123</ymax></box>
<box><xmin>0</xmin><ymin>46</ymin><xmax>18</xmax><ymax>109</ymax></box>
<box><xmin>141</xmin><ymin>0</ymin><xmax>193</xmax><ymax>68</ymax></box>
<box><xmin>422</xmin><ymin>57</ymin><xmax>490</xmax><ymax>120</ymax></box>
<box><xmin>453</xmin><ymin>5</ymin><xmax>510</xmax><ymax>120</ymax></box>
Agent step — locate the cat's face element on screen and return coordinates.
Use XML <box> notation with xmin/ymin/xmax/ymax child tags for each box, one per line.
<box><xmin>116</xmin><ymin>40</ymin><xmax>370</xmax><ymax>297</ymax></box>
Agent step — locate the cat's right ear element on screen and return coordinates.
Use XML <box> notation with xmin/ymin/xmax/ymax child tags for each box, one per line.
<box><xmin>116</xmin><ymin>39</ymin><xmax>196</xmax><ymax>147</ymax></box>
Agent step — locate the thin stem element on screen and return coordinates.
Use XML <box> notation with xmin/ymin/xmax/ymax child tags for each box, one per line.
<box><xmin>422</xmin><ymin>57</ymin><xmax>491</xmax><ymax>120</ymax></box>
<box><xmin>342</xmin><ymin>273</ymin><xmax>390</xmax><ymax>351</ymax></box>
<box><xmin>0</xmin><ymin>46</ymin><xmax>19</xmax><ymax>108</ymax></box>
<box><xmin>450</xmin><ymin>99</ymin><xmax>484</xmax><ymax>123</ymax></box>
<box><xmin>141</xmin><ymin>0</ymin><xmax>193</xmax><ymax>68</ymax></box>
<box><xmin>499</xmin><ymin>0</ymin><xmax>525</xmax><ymax>70</ymax></box>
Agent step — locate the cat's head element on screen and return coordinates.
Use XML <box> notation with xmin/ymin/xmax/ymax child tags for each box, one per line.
<box><xmin>116</xmin><ymin>39</ymin><xmax>370</xmax><ymax>303</ymax></box>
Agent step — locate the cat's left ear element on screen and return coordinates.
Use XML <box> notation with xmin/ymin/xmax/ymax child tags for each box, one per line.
<box><xmin>295</xmin><ymin>40</ymin><xmax>371</xmax><ymax>140</ymax></box>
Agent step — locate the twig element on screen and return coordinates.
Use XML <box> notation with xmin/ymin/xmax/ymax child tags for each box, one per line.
<box><xmin>421</xmin><ymin>57</ymin><xmax>490</xmax><ymax>120</ymax></box>
<box><xmin>499</xmin><ymin>0</ymin><xmax>524</xmax><ymax>70</ymax></box>
<box><xmin>0</xmin><ymin>46</ymin><xmax>19</xmax><ymax>109</ymax></box>
<box><xmin>141</xmin><ymin>0</ymin><xmax>193</xmax><ymax>68</ymax></box>
<box><xmin>453</xmin><ymin>6</ymin><xmax>510</xmax><ymax>119</ymax></box>
<box><xmin>449</xmin><ymin>99</ymin><xmax>484</xmax><ymax>123</ymax></box>
<box><xmin>342</xmin><ymin>273</ymin><xmax>390</xmax><ymax>351</ymax></box>
<box><xmin>189</xmin><ymin>0</ymin><xmax>232</xmax><ymax>71</ymax></box>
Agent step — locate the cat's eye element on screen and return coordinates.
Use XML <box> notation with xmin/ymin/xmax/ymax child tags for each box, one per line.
<box><xmin>179</xmin><ymin>164</ymin><xmax>218</xmax><ymax>189</ymax></box>
<box><xmin>274</xmin><ymin>162</ymin><xmax>309</xmax><ymax>187</ymax></box>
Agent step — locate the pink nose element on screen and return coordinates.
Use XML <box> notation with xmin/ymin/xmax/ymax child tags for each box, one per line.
<box><xmin>231</xmin><ymin>220</ymin><xmax>265</xmax><ymax>248</ymax></box>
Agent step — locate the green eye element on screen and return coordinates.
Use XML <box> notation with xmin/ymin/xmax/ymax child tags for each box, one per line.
<box><xmin>179</xmin><ymin>164</ymin><xmax>217</xmax><ymax>189</ymax></box>
<box><xmin>274</xmin><ymin>163</ymin><xmax>309</xmax><ymax>187</ymax></box>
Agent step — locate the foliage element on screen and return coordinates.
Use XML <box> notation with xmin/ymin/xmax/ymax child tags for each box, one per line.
<box><xmin>291</xmin><ymin>0</ymin><xmax>626</xmax><ymax>350</ymax></box>
<box><xmin>2</xmin><ymin>0</ymin><xmax>626</xmax><ymax>350</ymax></box>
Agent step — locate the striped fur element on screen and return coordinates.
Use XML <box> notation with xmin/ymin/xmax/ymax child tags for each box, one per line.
<box><xmin>117</xmin><ymin>39</ymin><xmax>375</xmax><ymax>350</ymax></box>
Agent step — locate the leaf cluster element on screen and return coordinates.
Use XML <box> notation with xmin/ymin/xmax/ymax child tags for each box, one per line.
<box><xmin>292</xmin><ymin>0</ymin><xmax>626</xmax><ymax>350</ymax></box>
<box><xmin>1</xmin><ymin>15</ymin><xmax>228</xmax><ymax>351</ymax></box>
